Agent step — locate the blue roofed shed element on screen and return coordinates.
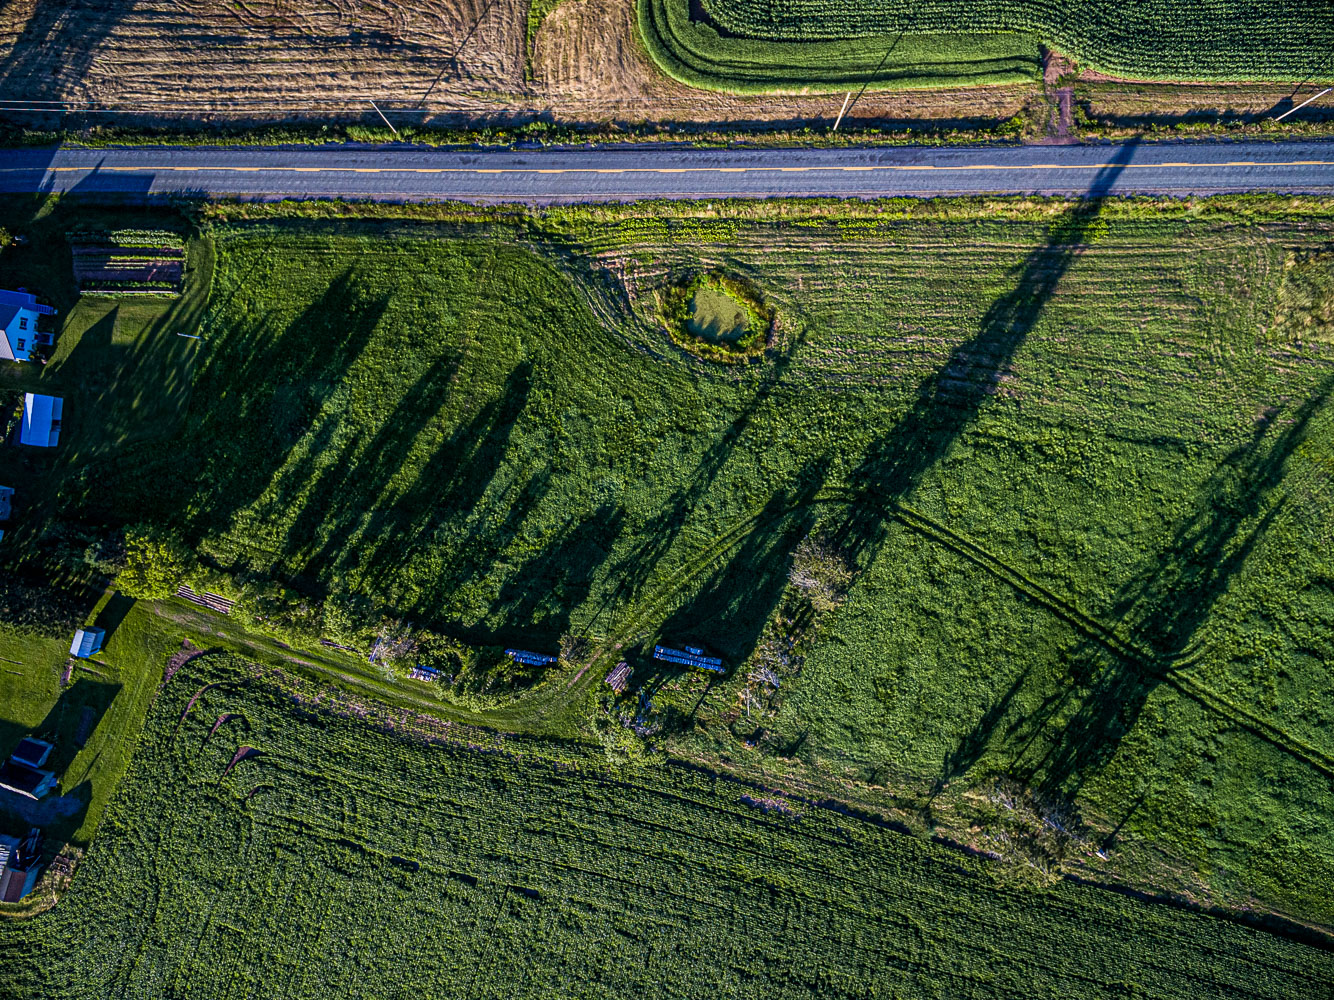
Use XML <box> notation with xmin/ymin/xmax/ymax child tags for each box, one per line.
<box><xmin>19</xmin><ymin>393</ymin><xmax>63</xmax><ymax>447</ymax></box>
<box><xmin>70</xmin><ymin>627</ymin><xmax>105</xmax><ymax>659</ymax></box>
<box><xmin>10</xmin><ymin>738</ymin><xmax>52</xmax><ymax>768</ymax></box>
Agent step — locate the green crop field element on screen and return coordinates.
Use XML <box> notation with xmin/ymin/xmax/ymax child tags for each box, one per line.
<box><xmin>2</xmin><ymin>651</ymin><xmax>1331</xmax><ymax>999</ymax></box>
<box><xmin>2</xmin><ymin>195</ymin><xmax>1334</xmax><ymax>955</ymax></box>
<box><xmin>640</xmin><ymin>0</ymin><xmax>1334</xmax><ymax>92</ymax></box>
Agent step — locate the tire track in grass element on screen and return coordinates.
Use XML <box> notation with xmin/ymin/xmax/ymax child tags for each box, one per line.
<box><xmin>566</xmin><ymin>480</ymin><xmax>1334</xmax><ymax>786</ymax></box>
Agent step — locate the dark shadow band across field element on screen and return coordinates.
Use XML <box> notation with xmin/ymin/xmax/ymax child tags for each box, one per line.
<box><xmin>619</xmin><ymin>145</ymin><xmax>1140</xmax><ymax>702</ymax></box>
<box><xmin>990</xmin><ymin>379</ymin><xmax>1334</xmax><ymax>799</ymax></box>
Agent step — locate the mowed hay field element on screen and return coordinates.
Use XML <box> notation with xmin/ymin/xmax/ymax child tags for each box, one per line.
<box><xmin>0</xmin><ymin>0</ymin><xmax>527</xmax><ymax>111</ymax></box>
<box><xmin>647</xmin><ymin>0</ymin><xmax>1334</xmax><ymax>90</ymax></box>
<box><xmin>26</xmin><ymin>197</ymin><xmax>1334</xmax><ymax>928</ymax></box>
<box><xmin>2</xmin><ymin>651</ymin><xmax>1332</xmax><ymax>999</ymax></box>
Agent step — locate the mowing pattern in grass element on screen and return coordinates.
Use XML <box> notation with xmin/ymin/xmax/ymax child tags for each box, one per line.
<box><xmin>642</xmin><ymin>0</ymin><xmax>1333</xmax><ymax>91</ymax></box>
<box><xmin>30</xmin><ymin>202</ymin><xmax>1334</xmax><ymax>927</ymax></box>
<box><xmin>2</xmin><ymin>653</ymin><xmax>1332</xmax><ymax>997</ymax></box>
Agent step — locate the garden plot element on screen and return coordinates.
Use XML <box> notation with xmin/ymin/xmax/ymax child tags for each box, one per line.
<box><xmin>70</xmin><ymin>230</ymin><xmax>186</xmax><ymax>296</ymax></box>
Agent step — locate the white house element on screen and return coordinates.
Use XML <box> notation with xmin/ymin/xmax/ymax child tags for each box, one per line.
<box><xmin>0</xmin><ymin>289</ymin><xmax>56</xmax><ymax>363</ymax></box>
<box><xmin>18</xmin><ymin>393</ymin><xmax>63</xmax><ymax>448</ymax></box>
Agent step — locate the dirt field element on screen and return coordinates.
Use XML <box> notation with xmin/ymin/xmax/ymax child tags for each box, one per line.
<box><xmin>0</xmin><ymin>0</ymin><xmax>529</xmax><ymax>113</ymax></box>
<box><xmin>0</xmin><ymin>0</ymin><xmax>1325</xmax><ymax>130</ymax></box>
<box><xmin>1077</xmin><ymin>79</ymin><xmax>1322</xmax><ymax>124</ymax></box>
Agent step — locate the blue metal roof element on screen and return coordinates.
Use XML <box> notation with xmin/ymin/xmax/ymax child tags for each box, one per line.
<box><xmin>0</xmin><ymin>289</ymin><xmax>55</xmax><ymax>314</ymax></box>
<box><xmin>19</xmin><ymin>393</ymin><xmax>63</xmax><ymax>447</ymax></box>
<box><xmin>69</xmin><ymin>627</ymin><xmax>104</xmax><ymax>659</ymax></box>
<box><xmin>504</xmin><ymin>649</ymin><xmax>557</xmax><ymax>667</ymax></box>
<box><xmin>11</xmin><ymin>738</ymin><xmax>51</xmax><ymax>768</ymax></box>
<box><xmin>653</xmin><ymin>645</ymin><xmax>724</xmax><ymax>672</ymax></box>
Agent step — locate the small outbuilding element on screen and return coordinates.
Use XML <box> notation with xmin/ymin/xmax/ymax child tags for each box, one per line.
<box><xmin>0</xmin><ymin>759</ymin><xmax>57</xmax><ymax>800</ymax></box>
<box><xmin>69</xmin><ymin>627</ymin><xmax>105</xmax><ymax>659</ymax></box>
<box><xmin>10</xmin><ymin>738</ymin><xmax>52</xmax><ymax>769</ymax></box>
<box><xmin>0</xmin><ymin>289</ymin><xmax>56</xmax><ymax>363</ymax></box>
<box><xmin>0</xmin><ymin>828</ymin><xmax>43</xmax><ymax>902</ymax></box>
<box><xmin>0</xmin><ymin>485</ymin><xmax>12</xmax><ymax>522</ymax></box>
<box><xmin>18</xmin><ymin>393</ymin><xmax>63</xmax><ymax>448</ymax></box>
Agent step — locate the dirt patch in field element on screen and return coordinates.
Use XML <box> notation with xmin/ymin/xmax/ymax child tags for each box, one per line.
<box><xmin>163</xmin><ymin>639</ymin><xmax>213</xmax><ymax>687</ymax></box>
<box><xmin>207</xmin><ymin>713</ymin><xmax>238</xmax><ymax>740</ymax></box>
<box><xmin>222</xmin><ymin>745</ymin><xmax>263</xmax><ymax>777</ymax></box>
<box><xmin>533</xmin><ymin>0</ymin><xmax>1033</xmax><ymax>125</ymax></box>
<box><xmin>1077</xmin><ymin>79</ymin><xmax>1333</xmax><ymax>125</ymax></box>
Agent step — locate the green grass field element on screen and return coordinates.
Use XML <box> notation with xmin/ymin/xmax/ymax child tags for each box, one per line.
<box><xmin>0</xmin><ymin>598</ymin><xmax>179</xmax><ymax>854</ymax></box>
<box><xmin>2</xmin><ymin>651</ymin><xmax>1331</xmax><ymax>999</ymax></box>
<box><xmin>640</xmin><ymin>0</ymin><xmax>1334</xmax><ymax>92</ymax></box>
<box><xmin>2</xmin><ymin>197</ymin><xmax>1334</xmax><ymax>949</ymax></box>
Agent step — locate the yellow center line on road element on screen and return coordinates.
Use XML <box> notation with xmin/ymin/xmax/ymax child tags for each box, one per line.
<box><xmin>22</xmin><ymin>159</ymin><xmax>1334</xmax><ymax>179</ymax></box>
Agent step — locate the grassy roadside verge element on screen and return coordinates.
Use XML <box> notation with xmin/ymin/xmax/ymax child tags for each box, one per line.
<box><xmin>4</xmin><ymin>100</ymin><xmax>1332</xmax><ymax>152</ymax></box>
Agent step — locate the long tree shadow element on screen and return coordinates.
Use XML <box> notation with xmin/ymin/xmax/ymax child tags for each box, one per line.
<box><xmin>655</xmin><ymin>457</ymin><xmax>831</xmax><ymax>662</ymax></box>
<box><xmin>1001</xmin><ymin>380</ymin><xmax>1334</xmax><ymax>799</ymax></box>
<box><xmin>269</xmin><ymin>347</ymin><xmax>469</xmax><ymax>586</ymax></box>
<box><xmin>827</xmin><ymin>141</ymin><xmax>1139</xmax><ymax>573</ymax></box>
<box><xmin>170</xmin><ymin>270</ymin><xmax>389</xmax><ymax>546</ymax></box>
<box><xmin>485</xmin><ymin>502</ymin><xmax>627</xmax><ymax>648</ymax></box>
<box><xmin>0</xmin><ymin>3</ymin><xmax>130</xmax><ymax>103</ymax></box>
<box><xmin>347</xmin><ymin>362</ymin><xmax>544</xmax><ymax>625</ymax></box>
<box><xmin>76</xmin><ymin>267</ymin><xmax>389</xmax><ymax>553</ymax></box>
<box><xmin>614</xmin><ymin>146</ymin><xmax>1138</xmax><ymax>687</ymax></box>
<box><xmin>607</xmin><ymin>334</ymin><xmax>809</xmax><ymax>614</ymax></box>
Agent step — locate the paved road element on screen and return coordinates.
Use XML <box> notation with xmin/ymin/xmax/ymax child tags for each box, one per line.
<box><xmin>0</xmin><ymin>141</ymin><xmax>1331</xmax><ymax>203</ymax></box>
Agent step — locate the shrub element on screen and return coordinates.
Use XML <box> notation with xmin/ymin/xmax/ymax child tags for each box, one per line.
<box><xmin>116</xmin><ymin>524</ymin><xmax>195</xmax><ymax>600</ymax></box>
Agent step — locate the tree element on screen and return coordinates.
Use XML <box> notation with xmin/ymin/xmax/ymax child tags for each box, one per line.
<box><xmin>116</xmin><ymin>524</ymin><xmax>194</xmax><ymax>600</ymax></box>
